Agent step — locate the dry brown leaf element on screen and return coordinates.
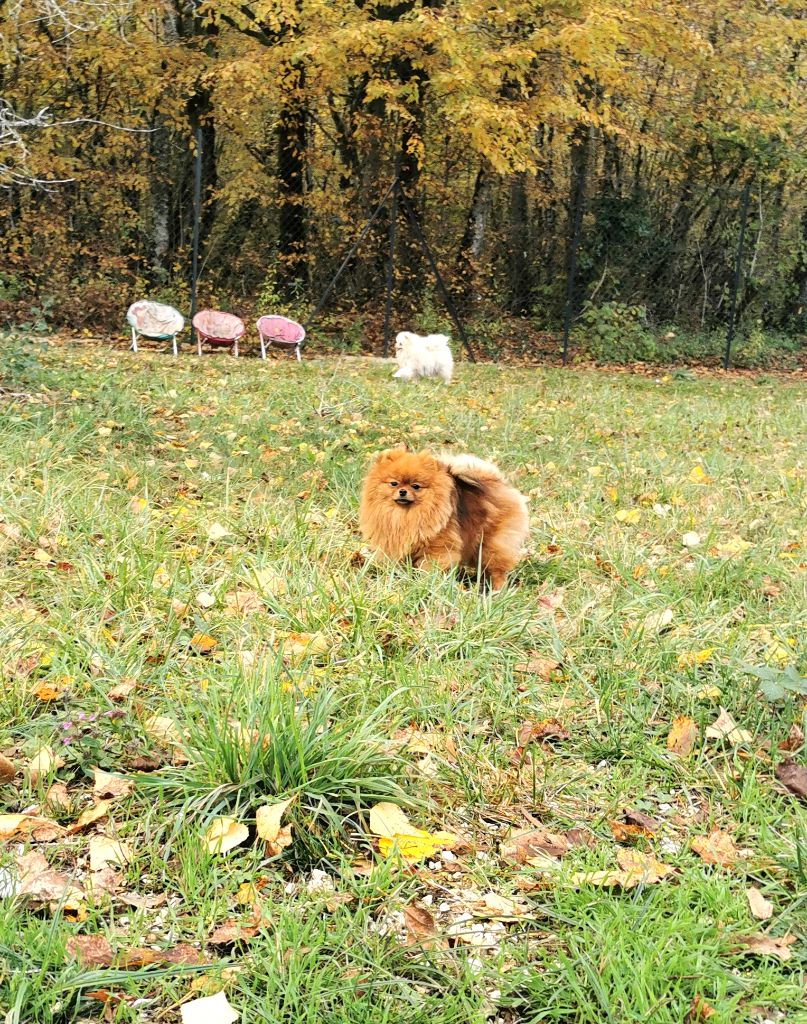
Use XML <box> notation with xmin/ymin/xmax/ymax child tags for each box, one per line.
<box><xmin>66</xmin><ymin>935</ymin><xmax>205</xmax><ymax>968</ymax></box>
<box><xmin>223</xmin><ymin>589</ymin><xmax>263</xmax><ymax>616</ymax></box>
<box><xmin>609</xmin><ymin>821</ymin><xmax>652</xmax><ymax>844</ymax></box>
<box><xmin>513</xmin><ymin>656</ymin><xmax>559</xmax><ymax>680</ymax></box>
<box><xmin>730</xmin><ymin>933</ymin><xmax>796</xmax><ymax>961</ymax></box>
<box><xmin>620</xmin><ymin>809</ymin><xmax>660</xmax><ymax>834</ymax></box>
<box><xmin>536</xmin><ymin>588</ymin><xmax>565</xmax><ymax>615</ymax></box>
<box><xmin>666</xmin><ymin>716</ymin><xmax>698</xmax><ymax>756</ymax></box>
<box><xmin>403</xmin><ymin>903</ymin><xmax>443</xmax><ymax>948</ymax></box>
<box><xmin>93</xmin><ymin>769</ymin><xmax>133</xmax><ymax>800</ymax></box>
<box><xmin>643</xmin><ymin>607</ymin><xmax>673</xmax><ymax>633</ymax></box>
<box><xmin>0</xmin><ymin>752</ymin><xmax>16</xmax><ymax>781</ymax></box>
<box><xmin>691</xmin><ymin>829</ymin><xmax>738</xmax><ymax>868</ymax></box>
<box><xmin>779</xmin><ymin>724</ymin><xmax>804</xmax><ymax>753</ymax></box>
<box><xmin>775</xmin><ymin>760</ymin><xmax>807</xmax><ymax>802</ymax></box>
<box><xmin>705</xmin><ymin>708</ymin><xmax>753</xmax><ymax>746</ymax></box>
<box><xmin>251</xmin><ymin>568</ymin><xmax>286</xmax><ymax>596</ymax></box>
<box><xmin>516</xmin><ymin>719</ymin><xmax>569</xmax><ymax>746</ymax></box>
<box><xmin>32</xmin><ymin>677</ymin><xmax>71</xmax><ymax>701</ymax></box>
<box><xmin>472</xmin><ymin>892</ymin><xmax>525</xmax><ymax>919</ymax></box>
<box><xmin>0</xmin><ymin>812</ymin><xmax>62</xmax><ymax>840</ymax></box>
<box><xmin>45</xmin><ymin>782</ymin><xmax>72</xmax><ymax>812</ymax></box>
<box><xmin>108</xmin><ymin>677</ymin><xmax>137</xmax><ymax>701</ymax></box>
<box><xmin>65</xmin><ymin>935</ymin><xmax>114</xmax><ymax>966</ymax></box>
<box><xmin>746</xmin><ymin>886</ymin><xmax>774</xmax><ymax>921</ymax></box>
<box><xmin>117</xmin><ymin>891</ymin><xmax>168</xmax><ymax>910</ymax></box>
<box><xmin>500</xmin><ymin>828</ymin><xmax>569</xmax><ymax>864</ymax></box>
<box><xmin>16</xmin><ymin>849</ymin><xmax>86</xmax><ymax>910</ymax></box>
<box><xmin>67</xmin><ymin>799</ymin><xmax>113</xmax><ymax>834</ymax></box>
<box><xmin>87</xmin><ymin>867</ymin><xmax>122</xmax><ymax>894</ymax></box>
<box><xmin>180</xmin><ymin>991</ymin><xmax>239</xmax><ymax>1024</ymax></box>
<box><xmin>685</xmin><ymin>995</ymin><xmax>716</xmax><ymax>1022</ymax></box>
<box><xmin>203</xmin><ymin>817</ymin><xmax>249</xmax><ymax>855</ymax></box>
<box><xmin>208</xmin><ymin>914</ymin><xmax>263</xmax><ymax>945</ymax></box>
<box><xmin>89</xmin><ymin>837</ymin><xmax>133</xmax><ymax>871</ymax></box>
<box><xmin>276</xmin><ymin>630</ymin><xmax>329</xmax><ymax>662</ymax></box>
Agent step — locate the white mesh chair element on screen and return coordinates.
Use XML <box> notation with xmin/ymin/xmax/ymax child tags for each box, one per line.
<box><xmin>126</xmin><ymin>301</ymin><xmax>184</xmax><ymax>356</ymax></box>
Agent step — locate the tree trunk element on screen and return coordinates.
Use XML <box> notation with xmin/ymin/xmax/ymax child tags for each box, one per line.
<box><xmin>277</xmin><ymin>63</ymin><xmax>308</xmax><ymax>295</ymax></box>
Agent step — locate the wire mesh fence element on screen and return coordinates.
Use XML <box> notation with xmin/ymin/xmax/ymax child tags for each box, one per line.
<box><xmin>3</xmin><ymin>123</ymin><xmax>806</xmax><ymax>370</ymax></box>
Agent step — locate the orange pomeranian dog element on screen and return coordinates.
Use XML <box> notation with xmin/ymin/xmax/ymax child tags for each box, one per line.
<box><xmin>359</xmin><ymin>447</ymin><xmax>529</xmax><ymax>590</ymax></box>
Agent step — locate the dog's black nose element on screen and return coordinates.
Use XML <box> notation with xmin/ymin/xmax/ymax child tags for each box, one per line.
<box><xmin>398</xmin><ymin>488</ymin><xmax>408</xmax><ymax>498</ymax></box>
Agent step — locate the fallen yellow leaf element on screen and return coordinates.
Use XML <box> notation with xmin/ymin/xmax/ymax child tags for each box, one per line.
<box><xmin>677</xmin><ymin>648</ymin><xmax>714</xmax><ymax>670</ymax></box>
<box><xmin>713</xmin><ymin>536</ymin><xmax>753</xmax><ymax>559</ymax></box>
<box><xmin>204</xmin><ymin>817</ymin><xmax>249</xmax><ymax>855</ymax></box>
<box><xmin>369</xmin><ymin>802</ymin><xmax>458</xmax><ymax>864</ymax></box>
<box><xmin>31</xmin><ymin>675</ymin><xmax>71</xmax><ymax>701</ymax></box>
<box><xmin>256</xmin><ymin>798</ymin><xmax>295</xmax><ymax>856</ymax></box>
<box><xmin>251</xmin><ymin>568</ymin><xmax>287</xmax><ymax>596</ymax></box>
<box><xmin>687</xmin><ymin>465</ymin><xmax>711</xmax><ymax>484</ymax></box>
<box><xmin>144</xmin><ymin>715</ymin><xmax>183</xmax><ymax>745</ymax></box>
<box><xmin>190</xmin><ymin>633</ymin><xmax>218</xmax><ymax>654</ymax></box>
<box><xmin>666</xmin><ymin>716</ymin><xmax>698</xmax><ymax>757</ymax></box>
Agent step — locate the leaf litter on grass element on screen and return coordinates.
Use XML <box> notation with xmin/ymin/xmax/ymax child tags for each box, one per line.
<box><xmin>4</xmin><ymin>348</ymin><xmax>807</xmax><ymax>1023</ymax></box>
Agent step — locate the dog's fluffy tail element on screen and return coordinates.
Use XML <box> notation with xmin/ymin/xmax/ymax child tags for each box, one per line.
<box><xmin>438</xmin><ymin>452</ymin><xmax>511</xmax><ymax>488</ymax></box>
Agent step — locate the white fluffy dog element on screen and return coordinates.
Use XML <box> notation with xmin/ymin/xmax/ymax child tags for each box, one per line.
<box><xmin>393</xmin><ymin>331</ymin><xmax>453</xmax><ymax>382</ymax></box>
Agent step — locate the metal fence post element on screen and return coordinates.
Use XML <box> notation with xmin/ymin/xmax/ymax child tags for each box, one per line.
<box><xmin>723</xmin><ymin>179</ymin><xmax>752</xmax><ymax>371</ymax></box>
<box><xmin>189</xmin><ymin>124</ymin><xmax>203</xmax><ymax>326</ymax></box>
<box><xmin>561</xmin><ymin>143</ymin><xmax>586</xmax><ymax>365</ymax></box>
<box><xmin>383</xmin><ymin>176</ymin><xmax>399</xmax><ymax>358</ymax></box>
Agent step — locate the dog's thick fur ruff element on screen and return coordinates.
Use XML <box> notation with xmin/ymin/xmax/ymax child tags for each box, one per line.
<box><xmin>393</xmin><ymin>331</ymin><xmax>453</xmax><ymax>382</ymax></box>
<box><xmin>359</xmin><ymin>448</ymin><xmax>529</xmax><ymax>590</ymax></box>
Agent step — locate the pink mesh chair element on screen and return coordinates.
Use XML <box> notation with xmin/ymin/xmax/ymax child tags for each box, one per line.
<box><xmin>192</xmin><ymin>310</ymin><xmax>246</xmax><ymax>357</ymax></box>
<box><xmin>256</xmin><ymin>315</ymin><xmax>305</xmax><ymax>361</ymax></box>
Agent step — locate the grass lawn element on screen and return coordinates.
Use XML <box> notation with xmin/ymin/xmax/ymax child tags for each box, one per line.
<box><xmin>1</xmin><ymin>340</ymin><xmax>805</xmax><ymax>1024</ymax></box>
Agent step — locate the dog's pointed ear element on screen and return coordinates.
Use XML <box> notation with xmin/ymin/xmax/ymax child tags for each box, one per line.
<box><xmin>372</xmin><ymin>444</ymin><xmax>409</xmax><ymax>464</ymax></box>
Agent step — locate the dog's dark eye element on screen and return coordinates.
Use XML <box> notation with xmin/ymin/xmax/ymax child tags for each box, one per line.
<box><xmin>412</xmin><ymin>483</ymin><xmax>421</xmax><ymax>490</ymax></box>
<box><xmin>389</xmin><ymin>481</ymin><xmax>398</xmax><ymax>487</ymax></box>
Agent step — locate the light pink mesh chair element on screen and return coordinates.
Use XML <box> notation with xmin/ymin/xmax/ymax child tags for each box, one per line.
<box><xmin>192</xmin><ymin>310</ymin><xmax>246</xmax><ymax>357</ymax></box>
<box><xmin>256</xmin><ymin>315</ymin><xmax>305</xmax><ymax>361</ymax></box>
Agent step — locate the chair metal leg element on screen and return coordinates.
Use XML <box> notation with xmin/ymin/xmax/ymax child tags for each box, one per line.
<box><xmin>295</xmin><ymin>345</ymin><xmax>301</xmax><ymax>362</ymax></box>
<box><xmin>131</xmin><ymin>327</ymin><xmax>138</xmax><ymax>353</ymax></box>
<box><xmin>260</xmin><ymin>336</ymin><xmax>266</xmax><ymax>360</ymax></box>
<box><xmin>197</xmin><ymin>332</ymin><xmax>202</xmax><ymax>357</ymax></box>
<box><xmin>172</xmin><ymin>334</ymin><xmax>178</xmax><ymax>357</ymax></box>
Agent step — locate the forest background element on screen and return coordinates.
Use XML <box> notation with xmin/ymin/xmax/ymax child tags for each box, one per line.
<box><xmin>2</xmin><ymin>0</ymin><xmax>807</xmax><ymax>366</ymax></box>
